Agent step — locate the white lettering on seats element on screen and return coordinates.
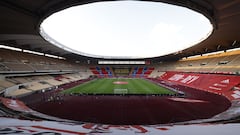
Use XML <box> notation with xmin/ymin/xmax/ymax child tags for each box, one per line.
<box><xmin>168</xmin><ymin>74</ymin><xmax>184</xmax><ymax>81</ymax></box>
<box><xmin>180</xmin><ymin>75</ymin><xmax>199</xmax><ymax>84</ymax></box>
<box><xmin>221</xmin><ymin>79</ymin><xmax>230</xmax><ymax>84</ymax></box>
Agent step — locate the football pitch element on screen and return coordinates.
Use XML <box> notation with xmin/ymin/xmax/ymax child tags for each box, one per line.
<box><xmin>62</xmin><ymin>78</ymin><xmax>176</xmax><ymax>95</ymax></box>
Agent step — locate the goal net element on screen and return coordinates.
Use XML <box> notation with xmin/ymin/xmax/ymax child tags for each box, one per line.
<box><xmin>113</xmin><ymin>88</ymin><xmax>128</xmax><ymax>94</ymax></box>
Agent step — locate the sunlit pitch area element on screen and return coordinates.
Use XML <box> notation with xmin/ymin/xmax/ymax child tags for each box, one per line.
<box><xmin>40</xmin><ymin>1</ymin><xmax>213</xmax><ymax>59</ymax></box>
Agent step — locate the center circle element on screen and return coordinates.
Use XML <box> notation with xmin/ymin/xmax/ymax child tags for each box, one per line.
<box><xmin>113</xmin><ymin>81</ymin><xmax>128</xmax><ymax>84</ymax></box>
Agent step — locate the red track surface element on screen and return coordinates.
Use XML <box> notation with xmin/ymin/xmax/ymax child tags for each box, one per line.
<box><xmin>20</xmin><ymin>82</ymin><xmax>231</xmax><ymax>125</ymax></box>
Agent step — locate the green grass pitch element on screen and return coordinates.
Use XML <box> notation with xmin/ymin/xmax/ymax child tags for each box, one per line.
<box><xmin>62</xmin><ymin>78</ymin><xmax>176</xmax><ymax>94</ymax></box>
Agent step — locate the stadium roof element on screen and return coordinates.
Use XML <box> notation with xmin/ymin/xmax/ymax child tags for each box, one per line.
<box><xmin>0</xmin><ymin>0</ymin><xmax>240</xmax><ymax>62</ymax></box>
<box><xmin>40</xmin><ymin>1</ymin><xmax>213</xmax><ymax>59</ymax></box>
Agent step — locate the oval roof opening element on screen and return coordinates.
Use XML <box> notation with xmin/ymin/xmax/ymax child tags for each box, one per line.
<box><xmin>40</xmin><ymin>1</ymin><xmax>213</xmax><ymax>59</ymax></box>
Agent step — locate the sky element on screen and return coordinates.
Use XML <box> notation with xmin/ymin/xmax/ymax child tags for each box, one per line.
<box><xmin>41</xmin><ymin>1</ymin><xmax>213</xmax><ymax>59</ymax></box>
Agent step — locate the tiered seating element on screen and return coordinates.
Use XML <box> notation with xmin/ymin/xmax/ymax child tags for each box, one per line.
<box><xmin>90</xmin><ymin>67</ymin><xmax>101</xmax><ymax>77</ymax></box>
<box><xmin>7</xmin><ymin>88</ymin><xmax>32</xmax><ymax>97</ymax></box>
<box><xmin>0</xmin><ymin>48</ymin><xmax>88</xmax><ymax>73</ymax></box>
<box><xmin>46</xmin><ymin>79</ymin><xmax>64</xmax><ymax>86</ymax></box>
<box><xmin>136</xmin><ymin>67</ymin><xmax>143</xmax><ymax>75</ymax></box>
<box><xmin>148</xmin><ymin>67</ymin><xmax>165</xmax><ymax>78</ymax></box>
<box><xmin>131</xmin><ymin>67</ymin><xmax>138</xmax><ymax>77</ymax></box>
<box><xmin>3</xmin><ymin>73</ymin><xmax>91</xmax><ymax>97</ymax></box>
<box><xmin>105</xmin><ymin>67</ymin><xmax>113</xmax><ymax>77</ymax></box>
<box><xmin>26</xmin><ymin>82</ymin><xmax>52</xmax><ymax>91</ymax></box>
<box><xmin>4</xmin><ymin>63</ymin><xmax>34</xmax><ymax>71</ymax></box>
<box><xmin>143</xmin><ymin>67</ymin><xmax>154</xmax><ymax>77</ymax></box>
<box><xmin>0</xmin><ymin>63</ymin><xmax>10</xmax><ymax>71</ymax></box>
<box><xmin>172</xmin><ymin>51</ymin><xmax>240</xmax><ymax>74</ymax></box>
<box><xmin>12</xmin><ymin>77</ymin><xmax>30</xmax><ymax>84</ymax></box>
<box><xmin>101</xmin><ymin>67</ymin><xmax>108</xmax><ymax>77</ymax></box>
<box><xmin>160</xmin><ymin>71</ymin><xmax>240</xmax><ymax>100</ymax></box>
<box><xmin>90</xmin><ymin>67</ymin><xmax>113</xmax><ymax>77</ymax></box>
<box><xmin>54</xmin><ymin>75</ymin><xmax>71</xmax><ymax>83</ymax></box>
<box><xmin>152</xmin><ymin>50</ymin><xmax>240</xmax><ymax>74</ymax></box>
<box><xmin>90</xmin><ymin>67</ymin><xmax>100</xmax><ymax>75</ymax></box>
<box><xmin>230</xmin><ymin>84</ymin><xmax>240</xmax><ymax>99</ymax></box>
<box><xmin>130</xmin><ymin>67</ymin><xmax>154</xmax><ymax>77</ymax></box>
<box><xmin>96</xmin><ymin>67</ymin><xmax>104</xmax><ymax>77</ymax></box>
<box><xmin>62</xmin><ymin>74</ymin><xmax>80</xmax><ymax>81</ymax></box>
<box><xmin>0</xmin><ymin>86</ymin><xmax>5</xmax><ymax>92</ymax></box>
<box><xmin>0</xmin><ymin>80</ymin><xmax>15</xmax><ymax>89</ymax></box>
<box><xmin>78</xmin><ymin>71</ymin><xmax>93</xmax><ymax>79</ymax></box>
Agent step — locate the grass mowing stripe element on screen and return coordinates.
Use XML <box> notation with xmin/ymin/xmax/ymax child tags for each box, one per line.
<box><xmin>62</xmin><ymin>78</ymin><xmax>176</xmax><ymax>95</ymax></box>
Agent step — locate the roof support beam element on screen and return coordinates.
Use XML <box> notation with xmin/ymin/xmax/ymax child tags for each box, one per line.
<box><xmin>0</xmin><ymin>0</ymin><xmax>38</xmax><ymax>18</ymax></box>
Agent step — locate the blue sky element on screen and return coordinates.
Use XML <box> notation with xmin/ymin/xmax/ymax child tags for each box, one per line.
<box><xmin>41</xmin><ymin>1</ymin><xmax>213</xmax><ymax>58</ymax></box>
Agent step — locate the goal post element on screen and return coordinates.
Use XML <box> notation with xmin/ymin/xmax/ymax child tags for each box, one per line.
<box><xmin>113</xmin><ymin>88</ymin><xmax>128</xmax><ymax>94</ymax></box>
